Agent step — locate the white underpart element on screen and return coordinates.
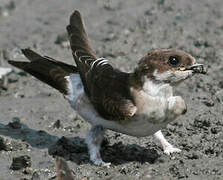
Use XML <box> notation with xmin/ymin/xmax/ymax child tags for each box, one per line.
<box><xmin>65</xmin><ymin>73</ymin><xmax>183</xmax><ymax>165</ymax></box>
<box><xmin>143</xmin><ymin>78</ymin><xmax>173</xmax><ymax>98</ymax></box>
<box><xmin>64</xmin><ymin>74</ymin><xmax>84</xmax><ymax>107</ymax></box>
<box><xmin>154</xmin><ymin>130</ymin><xmax>181</xmax><ymax>155</ymax></box>
<box><xmin>65</xmin><ymin>73</ymin><xmax>111</xmax><ymax>166</ymax></box>
<box><xmin>0</xmin><ymin>67</ymin><xmax>12</xmax><ymax>79</ymax></box>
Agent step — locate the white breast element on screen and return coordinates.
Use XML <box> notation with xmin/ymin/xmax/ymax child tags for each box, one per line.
<box><xmin>64</xmin><ymin>74</ymin><xmax>176</xmax><ymax>137</ymax></box>
<box><xmin>71</xmin><ymin>92</ymin><xmax>167</xmax><ymax>137</ymax></box>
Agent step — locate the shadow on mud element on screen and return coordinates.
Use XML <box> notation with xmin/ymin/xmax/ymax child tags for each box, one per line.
<box><xmin>49</xmin><ymin>136</ymin><xmax>159</xmax><ymax>165</ymax></box>
<box><xmin>0</xmin><ymin>122</ymin><xmax>159</xmax><ymax>165</ymax></box>
<box><xmin>0</xmin><ymin>122</ymin><xmax>58</xmax><ymax>149</ymax></box>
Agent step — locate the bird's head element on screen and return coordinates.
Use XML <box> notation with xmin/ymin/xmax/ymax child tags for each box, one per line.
<box><xmin>134</xmin><ymin>49</ymin><xmax>206</xmax><ymax>86</ymax></box>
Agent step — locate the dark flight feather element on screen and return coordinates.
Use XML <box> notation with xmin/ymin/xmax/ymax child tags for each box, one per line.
<box><xmin>67</xmin><ymin>10</ymin><xmax>137</xmax><ymax>120</ymax></box>
<box><xmin>67</xmin><ymin>10</ymin><xmax>97</xmax><ymax>95</ymax></box>
<box><xmin>9</xmin><ymin>10</ymin><xmax>137</xmax><ymax>121</ymax></box>
<box><xmin>8</xmin><ymin>49</ymin><xmax>77</xmax><ymax>94</ymax></box>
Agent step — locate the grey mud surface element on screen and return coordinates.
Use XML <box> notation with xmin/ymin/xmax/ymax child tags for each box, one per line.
<box><xmin>0</xmin><ymin>0</ymin><xmax>223</xmax><ymax>179</ymax></box>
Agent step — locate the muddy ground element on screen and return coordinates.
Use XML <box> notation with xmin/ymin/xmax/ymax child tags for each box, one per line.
<box><xmin>0</xmin><ymin>0</ymin><xmax>223</xmax><ymax>179</ymax></box>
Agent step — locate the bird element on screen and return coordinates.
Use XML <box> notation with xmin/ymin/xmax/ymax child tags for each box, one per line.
<box><xmin>8</xmin><ymin>10</ymin><xmax>207</xmax><ymax>166</ymax></box>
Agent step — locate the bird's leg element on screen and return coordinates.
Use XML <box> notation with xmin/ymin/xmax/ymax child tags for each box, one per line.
<box><xmin>85</xmin><ymin>125</ymin><xmax>111</xmax><ymax>166</ymax></box>
<box><xmin>154</xmin><ymin>130</ymin><xmax>181</xmax><ymax>155</ymax></box>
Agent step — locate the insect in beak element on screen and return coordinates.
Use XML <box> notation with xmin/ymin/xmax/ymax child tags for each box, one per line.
<box><xmin>179</xmin><ymin>63</ymin><xmax>207</xmax><ymax>74</ymax></box>
<box><xmin>186</xmin><ymin>63</ymin><xmax>207</xmax><ymax>74</ymax></box>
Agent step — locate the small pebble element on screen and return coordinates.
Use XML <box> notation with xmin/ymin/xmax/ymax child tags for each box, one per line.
<box><xmin>8</xmin><ymin>117</ymin><xmax>22</xmax><ymax>129</ymax></box>
<box><xmin>10</xmin><ymin>155</ymin><xmax>31</xmax><ymax>170</ymax></box>
<box><xmin>0</xmin><ymin>136</ymin><xmax>7</xmax><ymax>151</ymax></box>
<box><xmin>53</xmin><ymin>120</ymin><xmax>63</xmax><ymax>129</ymax></box>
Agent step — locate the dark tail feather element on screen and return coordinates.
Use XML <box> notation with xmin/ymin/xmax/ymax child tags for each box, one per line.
<box><xmin>21</xmin><ymin>49</ymin><xmax>42</xmax><ymax>61</ymax></box>
<box><xmin>8</xmin><ymin>49</ymin><xmax>78</xmax><ymax>95</ymax></box>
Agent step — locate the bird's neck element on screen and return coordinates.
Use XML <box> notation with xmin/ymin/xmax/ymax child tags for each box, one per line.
<box><xmin>129</xmin><ymin>70</ymin><xmax>173</xmax><ymax>98</ymax></box>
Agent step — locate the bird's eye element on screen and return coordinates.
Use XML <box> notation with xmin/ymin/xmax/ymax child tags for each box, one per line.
<box><xmin>168</xmin><ymin>56</ymin><xmax>180</xmax><ymax>66</ymax></box>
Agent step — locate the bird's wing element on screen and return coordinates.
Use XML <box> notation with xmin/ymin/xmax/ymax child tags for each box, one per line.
<box><xmin>66</xmin><ymin>10</ymin><xmax>97</xmax><ymax>96</ymax></box>
<box><xmin>86</xmin><ymin>57</ymin><xmax>137</xmax><ymax>120</ymax></box>
<box><xmin>67</xmin><ymin>10</ymin><xmax>137</xmax><ymax>120</ymax></box>
<box><xmin>8</xmin><ymin>49</ymin><xmax>78</xmax><ymax>94</ymax></box>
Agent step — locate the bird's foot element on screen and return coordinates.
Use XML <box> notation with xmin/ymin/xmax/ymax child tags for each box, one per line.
<box><xmin>154</xmin><ymin>130</ymin><xmax>182</xmax><ymax>155</ymax></box>
<box><xmin>163</xmin><ymin>144</ymin><xmax>181</xmax><ymax>155</ymax></box>
<box><xmin>92</xmin><ymin>158</ymin><xmax>111</xmax><ymax>167</ymax></box>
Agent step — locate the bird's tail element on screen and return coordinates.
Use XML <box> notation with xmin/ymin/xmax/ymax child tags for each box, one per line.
<box><xmin>8</xmin><ymin>49</ymin><xmax>78</xmax><ymax>95</ymax></box>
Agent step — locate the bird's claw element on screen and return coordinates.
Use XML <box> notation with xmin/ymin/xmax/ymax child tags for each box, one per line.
<box><xmin>92</xmin><ymin>159</ymin><xmax>111</xmax><ymax>167</ymax></box>
<box><xmin>163</xmin><ymin>145</ymin><xmax>181</xmax><ymax>155</ymax></box>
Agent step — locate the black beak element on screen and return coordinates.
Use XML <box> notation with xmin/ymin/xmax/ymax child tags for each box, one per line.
<box><xmin>186</xmin><ymin>63</ymin><xmax>207</xmax><ymax>74</ymax></box>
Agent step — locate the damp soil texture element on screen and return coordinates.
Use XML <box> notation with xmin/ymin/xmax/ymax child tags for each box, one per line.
<box><xmin>0</xmin><ymin>0</ymin><xmax>223</xmax><ymax>180</ymax></box>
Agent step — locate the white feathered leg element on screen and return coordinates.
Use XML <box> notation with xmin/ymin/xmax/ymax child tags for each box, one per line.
<box><xmin>154</xmin><ymin>130</ymin><xmax>181</xmax><ymax>155</ymax></box>
<box><xmin>85</xmin><ymin>126</ymin><xmax>111</xmax><ymax>166</ymax></box>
